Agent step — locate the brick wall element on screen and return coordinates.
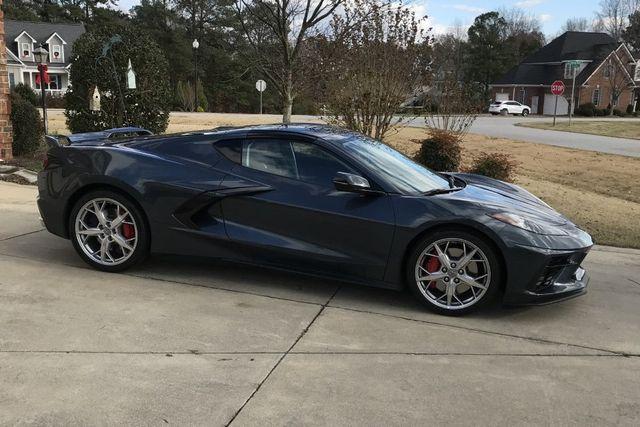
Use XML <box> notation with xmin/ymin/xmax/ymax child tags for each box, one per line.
<box><xmin>577</xmin><ymin>55</ymin><xmax>635</xmax><ymax>111</ymax></box>
<box><xmin>0</xmin><ymin>0</ymin><xmax>13</xmax><ymax>160</ymax></box>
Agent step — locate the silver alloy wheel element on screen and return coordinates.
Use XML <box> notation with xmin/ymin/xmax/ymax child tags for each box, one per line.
<box><xmin>74</xmin><ymin>198</ymin><xmax>138</xmax><ymax>266</ymax></box>
<box><xmin>414</xmin><ymin>238</ymin><xmax>491</xmax><ymax>310</ymax></box>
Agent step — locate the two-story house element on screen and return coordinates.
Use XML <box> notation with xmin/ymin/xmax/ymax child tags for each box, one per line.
<box><xmin>5</xmin><ymin>20</ymin><xmax>85</xmax><ymax>95</ymax></box>
<box><xmin>491</xmin><ymin>31</ymin><xmax>639</xmax><ymax>115</ymax></box>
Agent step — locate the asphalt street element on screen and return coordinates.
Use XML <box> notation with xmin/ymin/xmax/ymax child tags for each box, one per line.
<box><xmin>407</xmin><ymin>115</ymin><xmax>640</xmax><ymax>158</ymax></box>
<box><xmin>1</xmin><ymin>181</ymin><xmax>639</xmax><ymax>425</ymax></box>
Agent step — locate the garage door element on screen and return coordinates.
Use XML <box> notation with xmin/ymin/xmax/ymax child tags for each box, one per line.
<box><xmin>543</xmin><ymin>94</ymin><xmax>569</xmax><ymax>115</ymax></box>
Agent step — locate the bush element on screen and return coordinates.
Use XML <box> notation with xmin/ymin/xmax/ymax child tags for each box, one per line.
<box><xmin>595</xmin><ymin>108</ymin><xmax>606</xmax><ymax>116</ymax></box>
<box><xmin>467</xmin><ymin>152</ymin><xmax>517</xmax><ymax>182</ymax></box>
<box><xmin>414</xmin><ymin>129</ymin><xmax>462</xmax><ymax>172</ymax></box>
<box><xmin>626</xmin><ymin>104</ymin><xmax>634</xmax><ymax>115</ymax></box>
<box><xmin>45</xmin><ymin>92</ymin><xmax>66</xmax><ymax>109</ymax></box>
<box><xmin>575</xmin><ymin>102</ymin><xmax>596</xmax><ymax>117</ymax></box>
<box><xmin>12</xmin><ymin>83</ymin><xmax>38</xmax><ymax>106</ymax></box>
<box><xmin>65</xmin><ymin>22</ymin><xmax>171</xmax><ymax>133</ymax></box>
<box><xmin>10</xmin><ymin>93</ymin><xmax>44</xmax><ymax>156</ymax></box>
<box><xmin>613</xmin><ymin>108</ymin><xmax>625</xmax><ymax>117</ymax></box>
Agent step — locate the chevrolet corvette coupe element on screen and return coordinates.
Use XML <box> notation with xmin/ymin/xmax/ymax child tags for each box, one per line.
<box><xmin>38</xmin><ymin>124</ymin><xmax>592</xmax><ymax>315</ymax></box>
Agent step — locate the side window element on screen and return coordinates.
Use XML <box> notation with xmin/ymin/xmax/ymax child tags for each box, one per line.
<box><xmin>291</xmin><ymin>141</ymin><xmax>354</xmax><ymax>187</ymax></box>
<box><xmin>216</xmin><ymin>138</ymin><xmax>356</xmax><ymax>187</ymax></box>
<box><xmin>216</xmin><ymin>139</ymin><xmax>242</xmax><ymax>164</ymax></box>
<box><xmin>243</xmin><ymin>139</ymin><xmax>297</xmax><ymax>179</ymax></box>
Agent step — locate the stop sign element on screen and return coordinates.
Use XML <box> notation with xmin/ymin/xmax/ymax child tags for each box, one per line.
<box><xmin>551</xmin><ymin>80</ymin><xmax>565</xmax><ymax>96</ymax></box>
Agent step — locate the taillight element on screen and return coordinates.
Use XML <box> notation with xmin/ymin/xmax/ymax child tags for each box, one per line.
<box><xmin>42</xmin><ymin>155</ymin><xmax>49</xmax><ymax>169</ymax></box>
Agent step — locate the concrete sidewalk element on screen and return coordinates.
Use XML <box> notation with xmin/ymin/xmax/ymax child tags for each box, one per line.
<box><xmin>0</xmin><ymin>181</ymin><xmax>639</xmax><ymax>425</ymax></box>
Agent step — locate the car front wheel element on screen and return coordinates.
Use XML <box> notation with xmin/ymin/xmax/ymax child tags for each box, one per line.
<box><xmin>69</xmin><ymin>190</ymin><xmax>150</xmax><ymax>272</ymax></box>
<box><xmin>407</xmin><ymin>230</ymin><xmax>502</xmax><ymax>315</ymax></box>
<box><xmin>522</xmin><ymin>109</ymin><xmax>529</xmax><ymax>116</ymax></box>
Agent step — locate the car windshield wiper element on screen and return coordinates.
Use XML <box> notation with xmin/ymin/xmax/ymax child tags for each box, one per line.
<box><xmin>423</xmin><ymin>187</ymin><xmax>464</xmax><ymax>196</ymax></box>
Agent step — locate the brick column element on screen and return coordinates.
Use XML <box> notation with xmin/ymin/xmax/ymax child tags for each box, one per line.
<box><xmin>0</xmin><ymin>0</ymin><xmax>13</xmax><ymax>161</ymax></box>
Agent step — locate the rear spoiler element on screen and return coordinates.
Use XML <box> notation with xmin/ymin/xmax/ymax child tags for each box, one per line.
<box><xmin>45</xmin><ymin>135</ymin><xmax>71</xmax><ymax>148</ymax></box>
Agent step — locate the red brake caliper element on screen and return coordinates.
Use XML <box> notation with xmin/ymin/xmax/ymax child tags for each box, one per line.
<box><xmin>121</xmin><ymin>223</ymin><xmax>135</xmax><ymax>239</ymax></box>
<box><xmin>425</xmin><ymin>255</ymin><xmax>441</xmax><ymax>288</ymax></box>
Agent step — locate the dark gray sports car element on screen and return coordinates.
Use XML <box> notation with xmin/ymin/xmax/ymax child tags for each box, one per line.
<box><xmin>37</xmin><ymin>124</ymin><xmax>592</xmax><ymax>315</ymax></box>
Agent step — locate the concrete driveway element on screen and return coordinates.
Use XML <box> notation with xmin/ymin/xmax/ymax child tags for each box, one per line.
<box><xmin>408</xmin><ymin>116</ymin><xmax>640</xmax><ymax>158</ymax></box>
<box><xmin>1</xmin><ymin>181</ymin><xmax>639</xmax><ymax>425</ymax></box>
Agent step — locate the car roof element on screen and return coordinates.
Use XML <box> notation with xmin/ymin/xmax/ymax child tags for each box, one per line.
<box><xmin>119</xmin><ymin>123</ymin><xmax>364</xmax><ymax>147</ymax></box>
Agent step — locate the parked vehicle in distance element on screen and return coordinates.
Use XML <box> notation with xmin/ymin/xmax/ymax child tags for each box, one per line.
<box><xmin>37</xmin><ymin>124</ymin><xmax>591</xmax><ymax>315</ymax></box>
<box><xmin>489</xmin><ymin>100</ymin><xmax>531</xmax><ymax>116</ymax></box>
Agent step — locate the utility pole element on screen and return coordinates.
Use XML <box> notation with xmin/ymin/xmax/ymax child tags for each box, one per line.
<box><xmin>568</xmin><ymin>60</ymin><xmax>580</xmax><ymax>127</ymax></box>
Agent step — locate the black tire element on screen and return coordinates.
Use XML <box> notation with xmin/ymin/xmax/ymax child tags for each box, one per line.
<box><xmin>490</xmin><ymin>112</ymin><xmax>498</xmax><ymax>116</ymax></box>
<box><xmin>522</xmin><ymin>109</ymin><xmax>529</xmax><ymax>116</ymax></box>
<box><xmin>500</xmin><ymin>109</ymin><xmax>508</xmax><ymax>116</ymax></box>
<box><xmin>69</xmin><ymin>189</ymin><xmax>150</xmax><ymax>272</ymax></box>
<box><xmin>406</xmin><ymin>229</ymin><xmax>503</xmax><ymax>316</ymax></box>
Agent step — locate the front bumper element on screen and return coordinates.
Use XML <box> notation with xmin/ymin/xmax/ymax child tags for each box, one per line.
<box><xmin>502</xmin><ymin>244</ymin><xmax>591</xmax><ymax>306</ymax></box>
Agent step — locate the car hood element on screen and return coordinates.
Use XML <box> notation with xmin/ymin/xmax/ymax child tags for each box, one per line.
<box><xmin>449</xmin><ymin>173</ymin><xmax>569</xmax><ymax>225</ymax></box>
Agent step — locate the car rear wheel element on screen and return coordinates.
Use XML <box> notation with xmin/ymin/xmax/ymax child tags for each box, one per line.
<box><xmin>500</xmin><ymin>109</ymin><xmax>508</xmax><ymax>116</ymax></box>
<box><xmin>69</xmin><ymin>190</ymin><xmax>149</xmax><ymax>272</ymax></box>
<box><xmin>407</xmin><ymin>230</ymin><xmax>502</xmax><ymax>315</ymax></box>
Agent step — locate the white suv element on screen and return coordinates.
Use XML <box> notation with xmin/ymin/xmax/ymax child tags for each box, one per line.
<box><xmin>489</xmin><ymin>100</ymin><xmax>531</xmax><ymax>116</ymax></box>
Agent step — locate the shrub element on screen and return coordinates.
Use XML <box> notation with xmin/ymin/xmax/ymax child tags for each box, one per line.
<box><xmin>613</xmin><ymin>108</ymin><xmax>625</xmax><ymax>117</ymax></box>
<box><xmin>626</xmin><ymin>104</ymin><xmax>634</xmax><ymax>115</ymax></box>
<box><xmin>12</xmin><ymin>83</ymin><xmax>38</xmax><ymax>106</ymax></box>
<box><xmin>10</xmin><ymin>93</ymin><xmax>44</xmax><ymax>156</ymax></box>
<box><xmin>595</xmin><ymin>108</ymin><xmax>606</xmax><ymax>116</ymax></box>
<box><xmin>575</xmin><ymin>102</ymin><xmax>596</xmax><ymax>117</ymax></box>
<box><xmin>65</xmin><ymin>22</ymin><xmax>171</xmax><ymax>133</ymax></box>
<box><xmin>45</xmin><ymin>92</ymin><xmax>66</xmax><ymax>109</ymax></box>
<box><xmin>468</xmin><ymin>152</ymin><xmax>517</xmax><ymax>182</ymax></box>
<box><xmin>414</xmin><ymin>129</ymin><xmax>462</xmax><ymax>172</ymax></box>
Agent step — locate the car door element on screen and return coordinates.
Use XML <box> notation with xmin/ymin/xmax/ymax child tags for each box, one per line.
<box><xmin>217</xmin><ymin>135</ymin><xmax>396</xmax><ymax>282</ymax></box>
<box><xmin>508</xmin><ymin>101</ymin><xmax>523</xmax><ymax>114</ymax></box>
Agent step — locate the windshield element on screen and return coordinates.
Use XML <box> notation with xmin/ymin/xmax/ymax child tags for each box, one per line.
<box><xmin>342</xmin><ymin>135</ymin><xmax>450</xmax><ymax>195</ymax></box>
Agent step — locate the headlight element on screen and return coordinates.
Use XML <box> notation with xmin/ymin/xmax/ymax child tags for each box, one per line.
<box><xmin>489</xmin><ymin>212</ymin><xmax>567</xmax><ymax>235</ymax></box>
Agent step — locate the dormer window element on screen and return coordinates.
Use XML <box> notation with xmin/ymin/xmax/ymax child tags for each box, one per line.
<box><xmin>51</xmin><ymin>44</ymin><xmax>63</xmax><ymax>62</ymax></box>
<box><xmin>21</xmin><ymin>42</ymin><xmax>31</xmax><ymax>59</ymax></box>
<box><xmin>604</xmin><ymin>61</ymin><xmax>611</xmax><ymax>78</ymax></box>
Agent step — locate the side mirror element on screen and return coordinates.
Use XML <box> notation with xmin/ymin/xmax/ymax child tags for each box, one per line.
<box><xmin>333</xmin><ymin>172</ymin><xmax>379</xmax><ymax>195</ymax></box>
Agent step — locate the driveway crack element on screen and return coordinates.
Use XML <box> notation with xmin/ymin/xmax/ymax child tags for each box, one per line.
<box><xmin>224</xmin><ymin>286</ymin><xmax>341</xmax><ymax>426</ymax></box>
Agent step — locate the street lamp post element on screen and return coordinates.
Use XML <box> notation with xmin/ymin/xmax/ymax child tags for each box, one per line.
<box><xmin>192</xmin><ymin>39</ymin><xmax>199</xmax><ymax>112</ymax></box>
<box><xmin>33</xmin><ymin>45</ymin><xmax>49</xmax><ymax>134</ymax></box>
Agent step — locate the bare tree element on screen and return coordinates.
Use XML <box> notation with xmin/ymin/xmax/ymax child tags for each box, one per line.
<box><xmin>561</xmin><ymin>17</ymin><xmax>592</xmax><ymax>32</ymax></box>
<box><xmin>316</xmin><ymin>0</ymin><xmax>431</xmax><ymax>139</ymax></box>
<box><xmin>603</xmin><ymin>52</ymin><xmax>634</xmax><ymax>114</ymax></box>
<box><xmin>498</xmin><ymin>7</ymin><xmax>543</xmax><ymax>37</ymax></box>
<box><xmin>236</xmin><ymin>0</ymin><xmax>343</xmax><ymax>123</ymax></box>
<box><xmin>595</xmin><ymin>0</ymin><xmax>630</xmax><ymax>40</ymax></box>
<box><xmin>424</xmin><ymin>78</ymin><xmax>477</xmax><ymax>140</ymax></box>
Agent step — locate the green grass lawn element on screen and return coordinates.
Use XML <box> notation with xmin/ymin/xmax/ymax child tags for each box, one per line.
<box><xmin>518</xmin><ymin>120</ymin><xmax>640</xmax><ymax>140</ymax></box>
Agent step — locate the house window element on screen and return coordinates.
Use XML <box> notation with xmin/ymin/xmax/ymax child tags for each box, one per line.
<box><xmin>21</xmin><ymin>42</ymin><xmax>31</xmax><ymax>59</ymax></box>
<box><xmin>49</xmin><ymin>74</ymin><xmax>61</xmax><ymax>90</ymax></box>
<box><xmin>8</xmin><ymin>73</ymin><xmax>15</xmax><ymax>88</ymax></box>
<box><xmin>635</xmin><ymin>62</ymin><xmax>640</xmax><ymax>80</ymax></box>
<box><xmin>51</xmin><ymin>44</ymin><xmax>63</xmax><ymax>62</ymax></box>
<box><xmin>604</xmin><ymin>62</ymin><xmax>611</xmax><ymax>78</ymax></box>
<box><xmin>564</xmin><ymin>63</ymin><xmax>573</xmax><ymax>79</ymax></box>
<box><xmin>592</xmin><ymin>88</ymin><xmax>600</xmax><ymax>106</ymax></box>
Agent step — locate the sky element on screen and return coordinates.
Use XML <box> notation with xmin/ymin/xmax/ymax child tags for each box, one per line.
<box><xmin>115</xmin><ymin>0</ymin><xmax>602</xmax><ymax>38</ymax></box>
